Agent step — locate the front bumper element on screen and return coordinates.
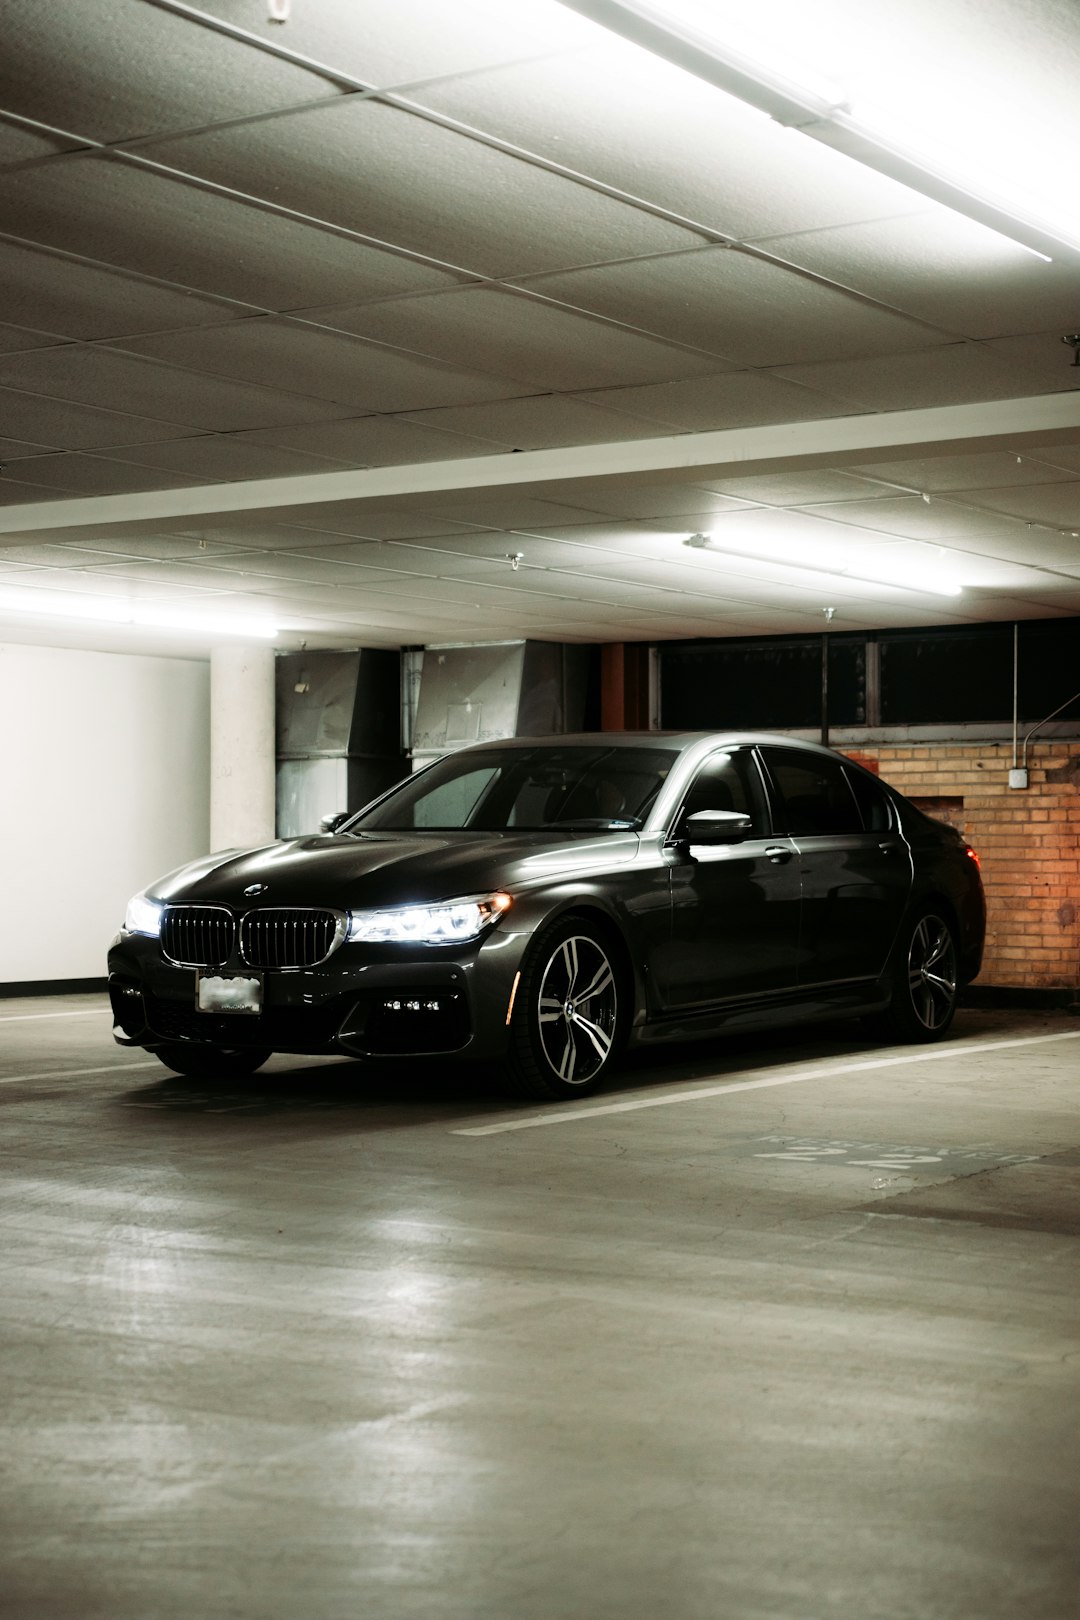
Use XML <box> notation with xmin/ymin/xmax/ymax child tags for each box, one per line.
<box><xmin>108</xmin><ymin>924</ymin><xmax>528</xmax><ymax>1063</ymax></box>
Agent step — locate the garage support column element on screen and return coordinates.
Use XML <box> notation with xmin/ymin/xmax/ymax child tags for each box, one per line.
<box><xmin>209</xmin><ymin>645</ymin><xmax>276</xmax><ymax>851</ymax></box>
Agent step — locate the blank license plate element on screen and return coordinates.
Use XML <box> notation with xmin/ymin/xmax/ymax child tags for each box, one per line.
<box><xmin>197</xmin><ymin>974</ymin><xmax>262</xmax><ymax>1014</ymax></box>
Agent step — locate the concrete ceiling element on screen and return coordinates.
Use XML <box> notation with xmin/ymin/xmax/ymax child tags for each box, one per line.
<box><xmin>1</xmin><ymin>0</ymin><xmax>1079</xmax><ymax>657</ymax></box>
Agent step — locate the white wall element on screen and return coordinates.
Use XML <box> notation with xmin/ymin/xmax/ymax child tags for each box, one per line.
<box><xmin>0</xmin><ymin>643</ymin><xmax>210</xmax><ymax>983</ymax></box>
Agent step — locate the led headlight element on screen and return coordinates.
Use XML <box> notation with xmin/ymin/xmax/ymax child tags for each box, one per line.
<box><xmin>124</xmin><ymin>891</ymin><xmax>163</xmax><ymax>937</ymax></box>
<box><xmin>347</xmin><ymin>892</ymin><xmax>511</xmax><ymax>946</ymax></box>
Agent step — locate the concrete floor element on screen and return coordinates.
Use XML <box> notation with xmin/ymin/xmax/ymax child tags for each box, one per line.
<box><xmin>2</xmin><ymin>995</ymin><xmax>1080</xmax><ymax>1620</ymax></box>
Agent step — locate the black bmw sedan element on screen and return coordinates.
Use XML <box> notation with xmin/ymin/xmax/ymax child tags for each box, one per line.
<box><xmin>109</xmin><ymin>733</ymin><xmax>985</xmax><ymax>1100</ymax></box>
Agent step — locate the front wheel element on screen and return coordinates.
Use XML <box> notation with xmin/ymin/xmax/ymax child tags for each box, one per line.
<box><xmin>505</xmin><ymin>919</ymin><xmax>625</xmax><ymax>1100</ymax></box>
<box><xmin>880</xmin><ymin>912</ymin><xmax>959</xmax><ymax>1042</ymax></box>
<box><xmin>153</xmin><ymin>1043</ymin><xmax>271</xmax><ymax>1079</ymax></box>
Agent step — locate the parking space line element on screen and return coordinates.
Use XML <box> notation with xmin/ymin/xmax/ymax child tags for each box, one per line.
<box><xmin>0</xmin><ymin>1061</ymin><xmax>161</xmax><ymax>1086</ymax></box>
<box><xmin>0</xmin><ymin>1008</ymin><xmax>108</xmax><ymax>1023</ymax></box>
<box><xmin>453</xmin><ymin>1029</ymin><xmax>1080</xmax><ymax>1136</ymax></box>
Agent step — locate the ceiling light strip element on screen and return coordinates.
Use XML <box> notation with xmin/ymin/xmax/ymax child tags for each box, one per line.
<box><xmin>557</xmin><ymin>0</ymin><xmax>1074</xmax><ymax>261</ymax></box>
<box><xmin>683</xmin><ymin>534</ymin><xmax>963</xmax><ymax>597</ymax></box>
<box><xmin>0</xmin><ymin>589</ymin><xmax>277</xmax><ymax>638</ymax></box>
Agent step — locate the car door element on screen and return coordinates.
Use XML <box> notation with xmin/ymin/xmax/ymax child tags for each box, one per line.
<box><xmin>758</xmin><ymin>747</ymin><xmax>911</xmax><ymax>987</ymax></box>
<box><xmin>654</xmin><ymin>747</ymin><xmax>801</xmax><ymax>1009</ymax></box>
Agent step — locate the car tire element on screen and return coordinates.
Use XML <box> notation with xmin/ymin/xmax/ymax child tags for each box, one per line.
<box><xmin>153</xmin><ymin>1043</ymin><xmax>272</xmax><ymax>1079</ymax></box>
<box><xmin>505</xmin><ymin>917</ymin><xmax>625</xmax><ymax>1100</ymax></box>
<box><xmin>880</xmin><ymin>910</ymin><xmax>959</xmax><ymax>1043</ymax></box>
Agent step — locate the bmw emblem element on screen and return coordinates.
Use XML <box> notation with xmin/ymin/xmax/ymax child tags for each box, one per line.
<box><xmin>243</xmin><ymin>882</ymin><xmax>269</xmax><ymax>897</ymax></box>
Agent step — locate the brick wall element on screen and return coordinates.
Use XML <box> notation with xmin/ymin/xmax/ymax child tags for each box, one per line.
<box><xmin>846</xmin><ymin>741</ymin><xmax>1080</xmax><ymax>992</ymax></box>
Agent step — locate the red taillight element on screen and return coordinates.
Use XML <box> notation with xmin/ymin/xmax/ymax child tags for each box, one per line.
<box><xmin>965</xmin><ymin>845</ymin><xmax>981</xmax><ymax>870</ymax></box>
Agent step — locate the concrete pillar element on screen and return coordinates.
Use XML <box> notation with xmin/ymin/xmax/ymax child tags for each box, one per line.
<box><xmin>210</xmin><ymin>645</ymin><xmax>276</xmax><ymax>851</ymax></box>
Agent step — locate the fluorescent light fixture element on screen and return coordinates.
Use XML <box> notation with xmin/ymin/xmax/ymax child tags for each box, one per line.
<box><xmin>557</xmin><ymin>0</ymin><xmax>1073</xmax><ymax>260</ymax></box>
<box><xmin>683</xmin><ymin>533</ymin><xmax>964</xmax><ymax>598</ymax></box>
<box><xmin>0</xmin><ymin>587</ymin><xmax>278</xmax><ymax>639</ymax></box>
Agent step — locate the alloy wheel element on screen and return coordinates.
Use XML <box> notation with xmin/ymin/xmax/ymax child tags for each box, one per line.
<box><xmin>536</xmin><ymin>933</ymin><xmax>619</xmax><ymax>1086</ymax></box>
<box><xmin>906</xmin><ymin>915</ymin><xmax>957</xmax><ymax>1032</ymax></box>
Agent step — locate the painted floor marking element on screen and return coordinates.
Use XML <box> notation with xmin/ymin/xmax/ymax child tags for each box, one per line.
<box><xmin>0</xmin><ymin>1060</ymin><xmax>161</xmax><ymax>1086</ymax></box>
<box><xmin>0</xmin><ymin>1007</ymin><xmax>108</xmax><ymax>1024</ymax></box>
<box><xmin>746</xmin><ymin>1136</ymin><xmax>1043</xmax><ymax>1171</ymax></box>
<box><xmin>453</xmin><ymin>1028</ymin><xmax>1080</xmax><ymax>1136</ymax></box>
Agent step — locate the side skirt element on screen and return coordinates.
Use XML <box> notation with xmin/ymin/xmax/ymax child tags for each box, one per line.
<box><xmin>633</xmin><ymin>978</ymin><xmax>888</xmax><ymax>1047</ymax></box>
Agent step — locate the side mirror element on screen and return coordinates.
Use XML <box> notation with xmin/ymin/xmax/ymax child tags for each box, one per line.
<box><xmin>684</xmin><ymin>808</ymin><xmax>752</xmax><ymax>844</ymax></box>
<box><xmin>319</xmin><ymin>811</ymin><xmax>350</xmax><ymax>835</ymax></box>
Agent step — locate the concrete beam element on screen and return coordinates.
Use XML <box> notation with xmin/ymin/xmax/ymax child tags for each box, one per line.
<box><xmin>2</xmin><ymin>393</ymin><xmax>1079</xmax><ymax>543</ymax></box>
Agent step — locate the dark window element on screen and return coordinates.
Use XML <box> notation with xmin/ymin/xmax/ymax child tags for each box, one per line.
<box><xmin>675</xmin><ymin>749</ymin><xmax>767</xmax><ymax>835</ymax></box>
<box><xmin>659</xmin><ymin>637</ymin><xmax>865</xmax><ymax>729</ymax></box>
<box><xmin>762</xmin><ymin>750</ymin><xmax>863</xmax><ymax>836</ymax></box>
<box><xmin>844</xmin><ymin>766</ymin><xmax>893</xmax><ymax>832</ymax></box>
<box><xmin>880</xmin><ymin>620</ymin><xmax>1080</xmax><ymax>725</ymax></box>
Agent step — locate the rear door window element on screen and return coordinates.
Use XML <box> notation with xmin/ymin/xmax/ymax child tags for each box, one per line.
<box><xmin>844</xmin><ymin>766</ymin><xmax>894</xmax><ymax>832</ymax></box>
<box><xmin>761</xmin><ymin>750</ymin><xmax>862</xmax><ymax>836</ymax></box>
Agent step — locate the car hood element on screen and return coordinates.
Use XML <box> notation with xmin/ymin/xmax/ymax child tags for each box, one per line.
<box><xmin>149</xmin><ymin>829</ymin><xmax>642</xmax><ymax>910</ymax></box>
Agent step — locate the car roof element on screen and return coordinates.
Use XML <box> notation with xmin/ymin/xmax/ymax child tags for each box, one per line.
<box><xmin>452</xmin><ymin>731</ymin><xmax>850</xmax><ymax>760</ymax></box>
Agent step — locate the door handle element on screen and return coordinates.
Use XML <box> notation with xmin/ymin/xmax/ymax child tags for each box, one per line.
<box><xmin>765</xmin><ymin>845</ymin><xmax>793</xmax><ymax>864</ymax></box>
<box><xmin>878</xmin><ymin>841</ymin><xmax>900</xmax><ymax>856</ymax></box>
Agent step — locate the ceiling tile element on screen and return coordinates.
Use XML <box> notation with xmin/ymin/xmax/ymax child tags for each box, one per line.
<box><xmin>1021</xmin><ymin>444</ymin><xmax>1080</xmax><ymax>476</ymax></box>
<box><xmin>195</xmin><ymin>0</ymin><xmax>599</xmax><ymax>88</ymax></box>
<box><xmin>1</xmin><ymin>0</ymin><xmax>340</xmax><ymax>141</ymax></box>
<box><xmin>105</xmin><ymin>437</ymin><xmax>357</xmax><ymax>483</ymax></box>
<box><xmin>0</xmin><ymin>159</ymin><xmax>465</xmax><ymax>311</ymax></box>
<box><xmin>138</xmin><ymin>99</ymin><xmax>703</xmax><ymax>279</ymax></box>
<box><xmin>0</xmin><ymin>477</ymin><xmax>71</xmax><ymax>507</ymax></box>
<box><xmin>958</xmin><ymin>483</ymin><xmax>1080</xmax><ymax>528</ymax></box>
<box><xmin>1</xmin><ymin>565</ymin><xmax>225</xmax><ymax>600</ymax></box>
<box><xmin>702</xmin><ymin>471</ymin><xmax>895</xmax><ymax>506</ymax></box>
<box><xmin>758</xmin><ymin>211</ymin><xmax>1080</xmax><ymax>340</ymax></box>
<box><xmin>0</xmin><ymin>453</ymin><xmax>206</xmax><ymax>496</ymax></box>
<box><xmin>236</xmin><ymin>415</ymin><xmax>505</xmax><ymax>465</ymax></box>
<box><xmin>0</xmin><ymin>543</ymin><xmax>128</xmax><ymax>567</ymax></box>
<box><xmin>0</xmin><ymin>346</ymin><xmax>350</xmax><ymax>432</ymax></box>
<box><xmin>124</xmin><ymin>317</ymin><xmax>532</xmax><ymax>413</ymax></box>
<box><xmin>0</xmin><ymin>323</ymin><xmax>59</xmax><ymax>354</ymax></box>
<box><xmin>549</xmin><ymin>487</ymin><xmax>750</xmax><ymax>521</ymax></box>
<box><xmin>774</xmin><ymin>341</ymin><xmax>1076</xmax><ymax>412</ymax></box>
<box><xmin>51</xmin><ymin>535</ymin><xmax>250</xmax><ymax>562</ymax></box>
<box><xmin>576</xmin><ymin>370</ymin><xmax>852</xmax><ymax>431</ymax></box>
<box><xmin>415</xmin><ymin>43</ymin><xmax>931</xmax><ymax>239</ymax></box>
<box><xmin>849</xmin><ymin>452</ymin><xmax>1080</xmax><ymax>494</ymax></box>
<box><xmin>0</xmin><ymin>437</ymin><xmax>55</xmax><ymax>460</ymax></box>
<box><xmin>0</xmin><ymin>387</ymin><xmax>202</xmax><ymax>450</ymax></box>
<box><xmin>797</xmin><ymin>495</ymin><xmax>1037</xmax><ymax>543</ymax></box>
<box><xmin>517</xmin><ymin>247</ymin><xmax>939</xmax><ymax>367</ymax></box>
<box><xmin>300</xmin><ymin>286</ymin><xmax>728</xmax><ymax>391</ymax></box>
<box><xmin>412</xmin><ymin>495</ymin><xmax>618</xmax><ymax>528</ymax></box>
<box><xmin>0</xmin><ymin>240</ymin><xmax>237</xmax><ymax>340</ymax></box>
<box><xmin>922</xmin><ymin>528</ymin><xmax>1080</xmax><ymax>572</ymax></box>
<box><xmin>191</xmin><ymin>551</ymin><xmax>435</xmax><ymax>589</ymax></box>
<box><xmin>397</xmin><ymin>395</ymin><xmax>674</xmax><ymax>451</ymax></box>
<box><xmin>74</xmin><ymin>559</ymin><xmax>272</xmax><ymax>593</ymax></box>
<box><xmin>0</xmin><ymin>122</ymin><xmax>79</xmax><ymax>165</ymax></box>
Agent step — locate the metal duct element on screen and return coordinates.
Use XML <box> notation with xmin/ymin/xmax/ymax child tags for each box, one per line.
<box><xmin>411</xmin><ymin>642</ymin><xmax>589</xmax><ymax>769</ymax></box>
<box><xmin>275</xmin><ymin>650</ymin><xmax>405</xmax><ymax>835</ymax></box>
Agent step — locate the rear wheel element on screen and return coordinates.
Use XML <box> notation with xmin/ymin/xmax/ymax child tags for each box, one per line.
<box><xmin>881</xmin><ymin>911</ymin><xmax>958</xmax><ymax>1042</ymax></box>
<box><xmin>505</xmin><ymin>919</ymin><xmax>625</xmax><ymax>1100</ymax></box>
<box><xmin>153</xmin><ymin>1043</ymin><xmax>271</xmax><ymax>1079</ymax></box>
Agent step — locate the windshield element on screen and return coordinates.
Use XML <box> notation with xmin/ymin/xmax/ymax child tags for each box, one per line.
<box><xmin>351</xmin><ymin>745</ymin><xmax>675</xmax><ymax>833</ymax></box>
